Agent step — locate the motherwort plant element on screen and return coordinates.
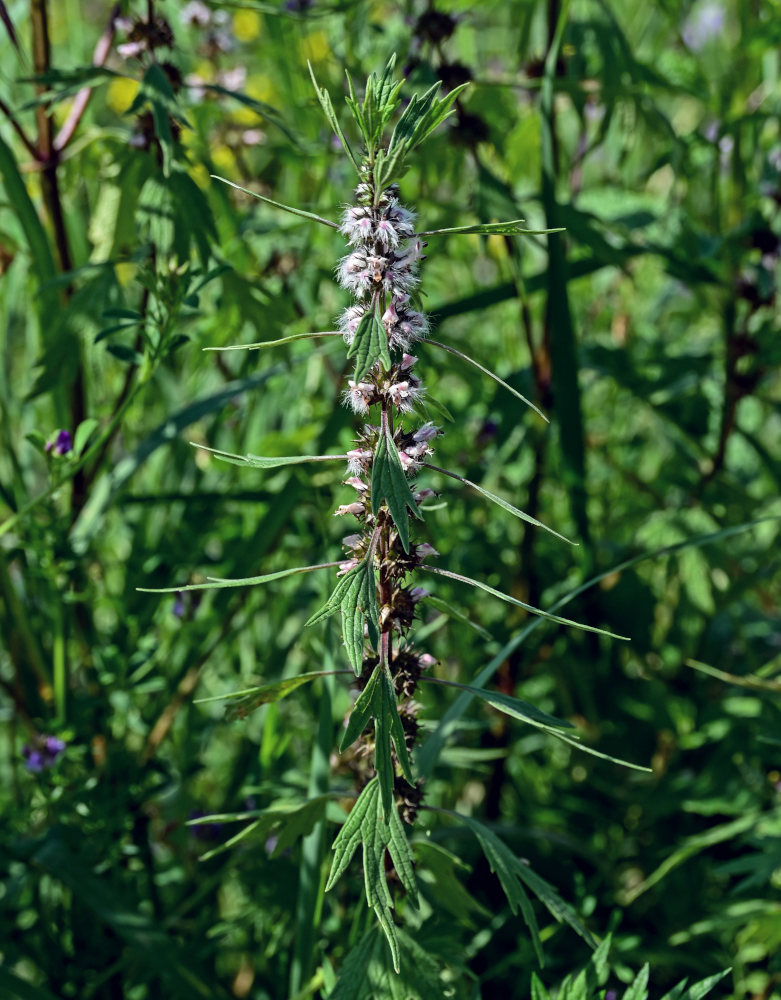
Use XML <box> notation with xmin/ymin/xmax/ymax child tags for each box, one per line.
<box><xmin>147</xmin><ymin>59</ymin><xmax>636</xmax><ymax>978</ymax></box>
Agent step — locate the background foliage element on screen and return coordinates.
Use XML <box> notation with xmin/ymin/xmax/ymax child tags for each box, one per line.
<box><xmin>1</xmin><ymin>0</ymin><xmax>780</xmax><ymax>997</ymax></box>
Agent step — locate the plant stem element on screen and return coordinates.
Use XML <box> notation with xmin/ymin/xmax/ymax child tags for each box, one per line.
<box><xmin>30</xmin><ymin>0</ymin><xmax>88</xmax><ymax>511</ymax></box>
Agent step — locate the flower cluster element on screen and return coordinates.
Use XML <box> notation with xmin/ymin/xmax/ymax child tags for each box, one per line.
<box><xmin>22</xmin><ymin>734</ymin><xmax>66</xmax><ymax>773</ymax></box>
<box><xmin>337</xmin><ymin>186</ymin><xmax>429</xmax><ymax>357</ymax></box>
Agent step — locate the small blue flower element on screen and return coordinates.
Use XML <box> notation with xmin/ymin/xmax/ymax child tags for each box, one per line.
<box><xmin>46</xmin><ymin>430</ymin><xmax>73</xmax><ymax>456</ymax></box>
<box><xmin>22</xmin><ymin>734</ymin><xmax>67</xmax><ymax>772</ymax></box>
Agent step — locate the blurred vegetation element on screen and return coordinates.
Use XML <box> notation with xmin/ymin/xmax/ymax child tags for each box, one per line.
<box><xmin>0</xmin><ymin>0</ymin><xmax>780</xmax><ymax>997</ymax></box>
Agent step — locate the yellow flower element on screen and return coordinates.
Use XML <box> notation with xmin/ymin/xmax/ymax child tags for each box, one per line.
<box><xmin>114</xmin><ymin>261</ymin><xmax>136</xmax><ymax>287</ymax></box>
<box><xmin>211</xmin><ymin>144</ymin><xmax>236</xmax><ymax>177</ymax></box>
<box><xmin>299</xmin><ymin>30</ymin><xmax>330</xmax><ymax>64</ymax></box>
<box><xmin>233</xmin><ymin>10</ymin><xmax>261</xmax><ymax>43</ymax></box>
<box><xmin>106</xmin><ymin>77</ymin><xmax>140</xmax><ymax>114</ymax></box>
<box><xmin>189</xmin><ymin>163</ymin><xmax>211</xmax><ymax>190</ymax></box>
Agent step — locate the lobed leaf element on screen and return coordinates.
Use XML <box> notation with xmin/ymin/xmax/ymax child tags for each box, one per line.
<box><xmin>371</xmin><ymin>427</ymin><xmax>421</xmax><ymax>553</ymax></box>
<box><xmin>340</xmin><ymin>664</ymin><xmax>414</xmax><ymax>813</ymax></box>
<box><xmin>347</xmin><ymin>307</ymin><xmax>391</xmax><ymax>382</ymax></box>
<box><xmin>306</xmin><ymin>552</ymin><xmax>379</xmax><ymax>673</ymax></box>
<box><xmin>458</xmin><ymin>815</ymin><xmax>598</xmax><ymax>964</ymax></box>
<box><xmin>195</xmin><ymin>796</ymin><xmax>330</xmax><ymax>862</ymax></box>
<box><xmin>194</xmin><ymin>670</ymin><xmax>335</xmax><ymax>719</ymax></box>
<box><xmin>326</xmin><ymin>779</ymin><xmax>418</xmax><ymax>974</ymax></box>
<box><xmin>308</xmin><ymin>61</ymin><xmax>361</xmax><ymax>171</ymax></box>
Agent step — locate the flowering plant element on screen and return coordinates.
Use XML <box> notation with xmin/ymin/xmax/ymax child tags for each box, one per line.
<box><xmin>145</xmin><ymin>57</ymin><xmax>636</xmax><ymax>983</ymax></box>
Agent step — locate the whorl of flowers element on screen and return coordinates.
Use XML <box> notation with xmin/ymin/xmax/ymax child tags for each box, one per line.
<box><xmin>328</xmin><ymin>174</ymin><xmax>443</xmax><ymax>816</ymax></box>
<box><xmin>163</xmin><ymin>57</ymin><xmax>612</xmax><ymax>974</ymax></box>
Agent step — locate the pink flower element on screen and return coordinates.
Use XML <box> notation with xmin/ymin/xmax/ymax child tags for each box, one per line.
<box><xmin>334</xmin><ymin>503</ymin><xmax>364</xmax><ymax>517</ymax></box>
<box><xmin>337</xmin><ymin>559</ymin><xmax>360</xmax><ymax>576</ymax></box>
<box><xmin>346</xmin><ymin>448</ymin><xmax>372</xmax><ymax>474</ymax></box>
<box><xmin>398</xmin><ymin>450</ymin><xmax>416</xmax><ymax>472</ymax></box>
<box><xmin>416</xmin><ymin>543</ymin><xmax>439</xmax><ymax>560</ymax></box>
<box><xmin>344</xmin><ymin>476</ymin><xmax>368</xmax><ymax>492</ymax></box>
<box><xmin>375</xmin><ymin>218</ymin><xmax>400</xmax><ymax>249</ymax></box>
<box><xmin>345</xmin><ymin>380</ymin><xmax>374</xmax><ymax>414</ymax></box>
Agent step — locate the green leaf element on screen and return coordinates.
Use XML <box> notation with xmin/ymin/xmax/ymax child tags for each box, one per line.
<box><xmin>458</xmin><ymin>815</ymin><xmax>598</xmax><ymax>964</ymax></box>
<box><xmin>308</xmin><ymin>61</ymin><xmax>361</xmax><ymax>171</ymax></box>
<box><xmin>194</xmin><ymin>796</ymin><xmax>330</xmax><ymax>862</ymax></box>
<box><xmin>70</xmin><ymin>367</ymin><xmax>287</xmax><ymax>553</ymax></box>
<box><xmin>306</xmin><ymin>552</ymin><xmax>379</xmax><ymax>673</ymax></box>
<box><xmin>423</xmin><ymin>463</ymin><xmax>572</xmax><ymax>544</ymax></box>
<box><xmin>387</xmin><ymin>82</ymin><xmax>441</xmax><ymax>154</ymax></box>
<box><xmin>531</xmin><ymin>972</ymin><xmax>550</xmax><ymax>1000</ymax></box>
<box><xmin>128</xmin><ymin>63</ymin><xmax>189</xmax><ymax>177</ymax></box>
<box><xmin>202</xmin><ymin>82</ymin><xmax>296</xmax><ymax>143</ymax></box>
<box><xmin>194</xmin><ymin>670</ymin><xmax>335</xmax><ymax>719</ymax></box>
<box><xmin>371</xmin><ymin>426</ymin><xmax>420</xmax><ymax>553</ymax></box>
<box><xmin>418</xmin><ymin>220</ymin><xmax>564</xmax><ymax>237</ymax></box>
<box><xmin>326</xmin><ymin>779</ymin><xmax>418</xmax><ymax>974</ymax></box>
<box><xmin>10</xmin><ymin>829</ymin><xmax>227</xmax><ymax>998</ymax></box>
<box><xmin>329</xmin><ymin>926</ymin><xmax>449</xmax><ymax>1000</ymax></box>
<box><xmin>415</xmin><ymin>393</ymin><xmax>454</xmax><ymax>423</ymax></box>
<box><xmin>327</xmin><ymin>780</ymin><xmax>378</xmax><ymax>892</ymax></box>
<box><xmin>211</xmin><ymin>175</ymin><xmax>339</xmax><ymax>229</ymax></box>
<box><xmin>660</xmin><ymin>970</ymin><xmax>732</xmax><ymax>1000</ymax></box>
<box><xmin>436</xmin><ymin>681</ymin><xmax>574</xmax><ymax>732</ymax></box>
<box><xmin>425</xmin><ymin>338</ymin><xmax>548</xmax><ymax>421</ymax></box>
<box><xmin>623</xmin><ymin>965</ymin><xmax>650</xmax><ymax>1000</ymax></box>
<box><xmin>204</xmin><ymin>331</ymin><xmax>341</xmax><ymax>351</ymax></box>
<box><xmin>340</xmin><ymin>665</ymin><xmax>414</xmax><ymax>813</ymax></box>
<box><xmin>73</xmin><ymin>418</ymin><xmax>99</xmax><ymax>458</ymax></box>
<box><xmin>400</xmin><ymin>83</ymin><xmax>470</xmax><ymax>156</ymax></box>
<box><xmin>423</xmin><ymin>566</ymin><xmax>628</xmax><ymax>640</ymax></box>
<box><xmin>191</xmin><ymin>442</ymin><xmax>347</xmax><ymax>470</ymax></box>
<box><xmin>386</xmin><ymin>797</ymin><xmax>419</xmax><ymax>907</ymax></box>
<box><xmin>347</xmin><ymin>308</ymin><xmax>390</xmax><ymax>382</ymax></box>
<box><xmin>139</xmin><ymin>562</ymin><xmax>334</xmax><ymax>594</ymax></box>
<box><xmin>105</xmin><ymin>343</ymin><xmax>143</xmax><ymax>365</ymax></box>
<box><xmin>417</xmin><ymin>516</ymin><xmax>781</xmax><ymax>780</ymax></box>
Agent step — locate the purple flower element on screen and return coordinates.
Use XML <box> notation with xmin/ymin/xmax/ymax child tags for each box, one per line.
<box><xmin>22</xmin><ymin>733</ymin><xmax>67</xmax><ymax>772</ymax></box>
<box><xmin>45</xmin><ymin>429</ymin><xmax>72</xmax><ymax>456</ymax></box>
